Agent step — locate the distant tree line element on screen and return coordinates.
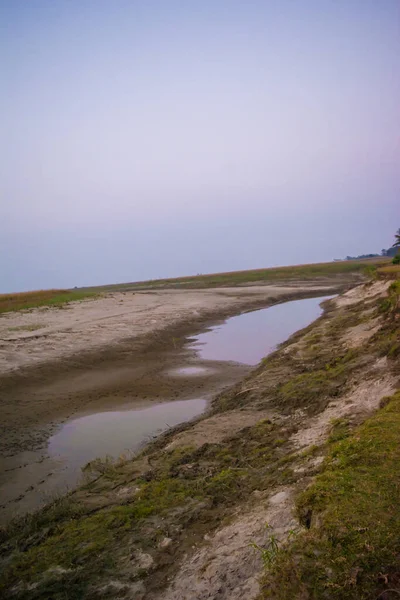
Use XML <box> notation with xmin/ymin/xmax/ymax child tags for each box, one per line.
<box><xmin>338</xmin><ymin>228</ymin><xmax>400</xmax><ymax>262</ymax></box>
<box><xmin>343</xmin><ymin>253</ymin><xmax>382</xmax><ymax>261</ymax></box>
<box><xmin>335</xmin><ymin>229</ymin><xmax>400</xmax><ymax>264</ymax></box>
<box><xmin>380</xmin><ymin>247</ymin><xmax>398</xmax><ymax>258</ymax></box>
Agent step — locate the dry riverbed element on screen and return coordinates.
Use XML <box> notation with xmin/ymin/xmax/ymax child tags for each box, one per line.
<box><xmin>0</xmin><ymin>282</ymin><xmax>348</xmax><ymax>523</ymax></box>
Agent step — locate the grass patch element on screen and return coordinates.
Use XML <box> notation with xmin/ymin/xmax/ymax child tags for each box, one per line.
<box><xmin>274</xmin><ymin>349</ymin><xmax>360</xmax><ymax>415</ymax></box>
<box><xmin>261</xmin><ymin>391</ymin><xmax>400</xmax><ymax>600</ymax></box>
<box><xmin>7</xmin><ymin>324</ymin><xmax>45</xmax><ymax>332</ymax></box>
<box><xmin>0</xmin><ymin>290</ymin><xmax>97</xmax><ymax>314</ymax></box>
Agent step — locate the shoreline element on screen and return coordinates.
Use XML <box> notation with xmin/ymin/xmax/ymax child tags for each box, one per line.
<box><xmin>0</xmin><ymin>284</ymin><xmax>340</xmax><ymax>524</ymax></box>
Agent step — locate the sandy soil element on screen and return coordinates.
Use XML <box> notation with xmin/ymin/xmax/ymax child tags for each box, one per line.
<box><xmin>0</xmin><ymin>285</ymin><xmax>336</xmax><ymax>376</ymax></box>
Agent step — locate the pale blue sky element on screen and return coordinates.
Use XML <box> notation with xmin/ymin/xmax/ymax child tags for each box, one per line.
<box><xmin>1</xmin><ymin>1</ymin><xmax>399</xmax><ymax>291</ymax></box>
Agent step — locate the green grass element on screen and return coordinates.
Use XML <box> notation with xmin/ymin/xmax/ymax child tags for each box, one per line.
<box><xmin>261</xmin><ymin>391</ymin><xmax>400</xmax><ymax>600</ymax></box>
<box><xmin>0</xmin><ymin>290</ymin><xmax>98</xmax><ymax>314</ymax></box>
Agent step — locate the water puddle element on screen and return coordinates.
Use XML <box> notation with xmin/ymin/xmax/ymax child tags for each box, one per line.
<box><xmin>49</xmin><ymin>398</ymin><xmax>206</xmax><ymax>486</ymax></box>
<box><xmin>192</xmin><ymin>295</ymin><xmax>332</xmax><ymax>365</ymax></box>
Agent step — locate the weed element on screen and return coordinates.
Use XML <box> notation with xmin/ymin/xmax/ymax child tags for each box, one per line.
<box><xmin>251</xmin><ymin>524</ymin><xmax>295</xmax><ymax>568</ymax></box>
<box><xmin>327</xmin><ymin>418</ymin><xmax>350</xmax><ymax>443</ymax></box>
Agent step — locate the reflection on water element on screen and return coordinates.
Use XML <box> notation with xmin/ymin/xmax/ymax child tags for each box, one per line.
<box><xmin>49</xmin><ymin>398</ymin><xmax>207</xmax><ymax>481</ymax></box>
<box><xmin>192</xmin><ymin>295</ymin><xmax>332</xmax><ymax>365</ymax></box>
<box><xmin>168</xmin><ymin>366</ymin><xmax>209</xmax><ymax>376</ymax></box>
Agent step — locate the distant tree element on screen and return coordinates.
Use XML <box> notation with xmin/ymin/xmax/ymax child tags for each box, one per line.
<box><xmin>392</xmin><ymin>229</ymin><xmax>400</xmax><ymax>264</ymax></box>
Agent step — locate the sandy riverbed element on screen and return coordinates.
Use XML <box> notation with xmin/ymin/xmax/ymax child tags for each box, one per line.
<box><xmin>0</xmin><ymin>281</ymin><xmax>351</xmax><ymax>522</ymax></box>
<box><xmin>0</xmin><ymin>284</ymin><xmax>339</xmax><ymax>376</ymax></box>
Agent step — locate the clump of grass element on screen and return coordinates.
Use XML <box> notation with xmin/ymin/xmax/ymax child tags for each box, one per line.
<box><xmin>82</xmin><ymin>454</ymin><xmax>131</xmax><ymax>480</ymax></box>
<box><xmin>251</xmin><ymin>524</ymin><xmax>294</xmax><ymax>568</ymax></box>
<box><xmin>261</xmin><ymin>391</ymin><xmax>400</xmax><ymax>600</ymax></box>
<box><xmin>0</xmin><ymin>289</ymin><xmax>97</xmax><ymax>314</ymax></box>
<box><xmin>379</xmin><ymin>281</ymin><xmax>400</xmax><ymax>316</ymax></box>
<box><xmin>327</xmin><ymin>417</ymin><xmax>350</xmax><ymax>443</ymax></box>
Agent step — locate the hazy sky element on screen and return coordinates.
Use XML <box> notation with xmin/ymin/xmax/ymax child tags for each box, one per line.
<box><xmin>1</xmin><ymin>1</ymin><xmax>399</xmax><ymax>292</ymax></box>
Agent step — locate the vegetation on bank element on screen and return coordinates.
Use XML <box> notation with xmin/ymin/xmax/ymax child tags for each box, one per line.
<box><xmin>377</xmin><ymin>264</ymin><xmax>400</xmax><ymax>278</ymax></box>
<box><xmin>261</xmin><ymin>391</ymin><xmax>400</xmax><ymax>600</ymax></box>
<box><xmin>0</xmin><ymin>289</ymin><xmax>97</xmax><ymax>314</ymax></box>
<box><xmin>260</xmin><ymin>277</ymin><xmax>400</xmax><ymax>600</ymax></box>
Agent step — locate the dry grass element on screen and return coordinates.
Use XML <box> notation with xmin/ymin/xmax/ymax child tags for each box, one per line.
<box><xmin>84</xmin><ymin>258</ymin><xmax>390</xmax><ymax>292</ymax></box>
<box><xmin>0</xmin><ymin>289</ymin><xmax>96</xmax><ymax>314</ymax></box>
<box><xmin>377</xmin><ymin>264</ymin><xmax>400</xmax><ymax>279</ymax></box>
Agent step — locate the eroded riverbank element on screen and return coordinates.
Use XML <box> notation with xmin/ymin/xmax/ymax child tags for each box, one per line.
<box><xmin>1</xmin><ymin>278</ymin><xmax>398</xmax><ymax>600</ymax></box>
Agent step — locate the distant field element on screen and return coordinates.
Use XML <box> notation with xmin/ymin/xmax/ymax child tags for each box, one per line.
<box><xmin>0</xmin><ymin>258</ymin><xmax>392</xmax><ymax>314</ymax></box>
<box><xmin>84</xmin><ymin>257</ymin><xmax>390</xmax><ymax>292</ymax></box>
<box><xmin>0</xmin><ymin>289</ymin><xmax>96</xmax><ymax>314</ymax></box>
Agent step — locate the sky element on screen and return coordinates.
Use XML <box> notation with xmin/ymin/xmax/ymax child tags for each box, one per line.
<box><xmin>1</xmin><ymin>0</ymin><xmax>399</xmax><ymax>292</ymax></box>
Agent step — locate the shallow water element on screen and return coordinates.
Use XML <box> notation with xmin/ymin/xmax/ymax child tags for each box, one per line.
<box><xmin>192</xmin><ymin>295</ymin><xmax>332</xmax><ymax>365</ymax></box>
<box><xmin>48</xmin><ymin>295</ymin><xmax>331</xmax><ymax>483</ymax></box>
<box><xmin>48</xmin><ymin>398</ymin><xmax>206</xmax><ymax>478</ymax></box>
